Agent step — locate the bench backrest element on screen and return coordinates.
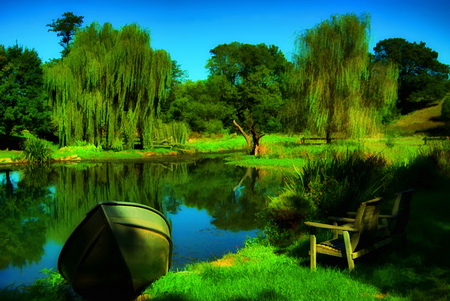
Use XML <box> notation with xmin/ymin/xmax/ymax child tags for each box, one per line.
<box><xmin>390</xmin><ymin>189</ymin><xmax>414</xmax><ymax>235</ymax></box>
<box><xmin>351</xmin><ymin>197</ymin><xmax>382</xmax><ymax>251</ymax></box>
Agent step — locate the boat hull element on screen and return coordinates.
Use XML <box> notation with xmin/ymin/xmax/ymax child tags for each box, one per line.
<box><xmin>58</xmin><ymin>201</ymin><xmax>172</xmax><ymax>300</ymax></box>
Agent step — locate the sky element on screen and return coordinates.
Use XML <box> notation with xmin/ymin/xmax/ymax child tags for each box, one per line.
<box><xmin>1</xmin><ymin>0</ymin><xmax>449</xmax><ymax>81</ymax></box>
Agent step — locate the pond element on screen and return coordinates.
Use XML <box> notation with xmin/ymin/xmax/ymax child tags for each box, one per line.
<box><xmin>0</xmin><ymin>155</ymin><xmax>286</xmax><ymax>288</ymax></box>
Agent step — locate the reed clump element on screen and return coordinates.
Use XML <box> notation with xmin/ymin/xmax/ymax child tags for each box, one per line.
<box><xmin>268</xmin><ymin>149</ymin><xmax>390</xmax><ymax>228</ymax></box>
<box><xmin>21</xmin><ymin>131</ymin><xmax>52</xmax><ymax>164</ymax></box>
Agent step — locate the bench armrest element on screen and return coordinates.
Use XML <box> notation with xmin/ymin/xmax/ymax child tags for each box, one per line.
<box><xmin>304</xmin><ymin>221</ymin><xmax>358</xmax><ymax>232</ymax></box>
<box><xmin>328</xmin><ymin>216</ymin><xmax>355</xmax><ymax>223</ymax></box>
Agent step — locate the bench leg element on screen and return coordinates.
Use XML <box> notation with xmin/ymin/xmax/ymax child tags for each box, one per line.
<box><xmin>310</xmin><ymin>232</ymin><xmax>317</xmax><ymax>271</ymax></box>
<box><xmin>343</xmin><ymin>231</ymin><xmax>355</xmax><ymax>271</ymax></box>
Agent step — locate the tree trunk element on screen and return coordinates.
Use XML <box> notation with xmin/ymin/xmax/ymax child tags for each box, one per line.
<box><xmin>233</xmin><ymin>119</ymin><xmax>265</xmax><ymax>156</ymax></box>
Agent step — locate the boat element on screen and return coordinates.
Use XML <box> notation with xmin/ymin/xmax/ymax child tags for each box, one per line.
<box><xmin>58</xmin><ymin>201</ymin><xmax>173</xmax><ymax>301</ymax></box>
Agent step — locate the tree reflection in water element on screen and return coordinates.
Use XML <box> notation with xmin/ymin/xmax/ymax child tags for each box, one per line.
<box><xmin>0</xmin><ymin>157</ymin><xmax>285</xmax><ymax>286</ymax></box>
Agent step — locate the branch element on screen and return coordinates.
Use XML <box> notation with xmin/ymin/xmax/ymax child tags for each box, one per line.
<box><xmin>233</xmin><ymin>120</ymin><xmax>250</xmax><ymax>141</ymax></box>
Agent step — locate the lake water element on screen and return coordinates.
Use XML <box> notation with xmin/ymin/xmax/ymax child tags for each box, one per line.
<box><xmin>0</xmin><ymin>155</ymin><xmax>285</xmax><ymax>288</ymax></box>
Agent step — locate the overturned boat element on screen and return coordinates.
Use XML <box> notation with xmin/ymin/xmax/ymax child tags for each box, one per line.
<box><xmin>58</xmin><ymin>201</ymin><xmax>172</xmax><ymax>300</ymax></box>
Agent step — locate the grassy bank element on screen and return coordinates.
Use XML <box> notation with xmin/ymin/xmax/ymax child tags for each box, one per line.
<box><xmin>1</xmin><ymin>135</ymin><xmax>449</xmax><ymax>300</ymax></box>
<box><xmin>3</xmin><ymin>185</ymin><xmax>448</xmax><ymax>300</ymax></box>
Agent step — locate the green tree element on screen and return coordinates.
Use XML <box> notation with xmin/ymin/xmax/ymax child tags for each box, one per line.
<box><xmin>373</xmin><ymin>38</ymin><xmax>449</xmax><ymax>113</ymax></box>
<box><xmin>161</xmin><ymin>60</ymin><xmax>188</xmax><ymax>122</ymax></box>
<box><xmin>285</xmin><ymin>13</ymin><xmax>398</xmax><ymax>139</ymax></box>
<box><xmin>47</xmin><ymin>12</ymin><xmax>84</xmax><ymax>57</ymax></box>
<box><xmin>206</xmin><ymin>42</ymin><xmax>291</xmax><ymax>154</ymax></box>
<box><xmin>44</xmin><ymin>22</ymin><xmax>172</xmax><ymax>149</ymax></box>
<box><xmin>163</xmin><ymin>78</ymin><xmax>234</xmax><ymax>133</ymax></box>
<box><xmin>0</xmin><ymin>44</ymin><xmax>52</xmax><ymax>141</ymax></box>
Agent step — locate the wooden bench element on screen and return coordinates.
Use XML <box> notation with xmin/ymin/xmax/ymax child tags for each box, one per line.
<box><xmin>348</xmin><ymin>189</ymin><xmax>414</xmax><ymax>245</ymax></box>
<box><xmin>304</xmin><ymin>197</ymin><xmax>392</xmax><ymax>271</ymax></box>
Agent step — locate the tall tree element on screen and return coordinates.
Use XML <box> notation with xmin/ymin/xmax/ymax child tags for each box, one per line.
<box><xmin>373</xmin><ymin>38</ymin><xmax>449</xmax><ymax>113</ymax></box>
<box><xmin>47</xmin><ymin>12</ymin><xmax>84</xmax><ymax>57</ymax></box>
<box><xmin>285</xmin><ymin>13</ymin><xmax>398</xmax><ymax>139</ymax></box>
<box><xmin>45</xmin><ymin>22</ymin><xmax>172</xmax><ymax>149</ymax></box>
<box><xmin>0</xmin><ymin>44</ymin><xmax>52</xmax><ymax>141</ymax></box>
<box><xmin>206</xmin><ymin>42</ymin><xmax>291</xmax><ymax>155</ymax></box>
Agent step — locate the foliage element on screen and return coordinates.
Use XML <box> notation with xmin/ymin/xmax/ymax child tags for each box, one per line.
<box><xmin>206</xmin><ymin>42</ymin><xmax>292</xmax><ymax>154</ymax></box>
<box><xmin>0</xmin><ymin>44</ymin><xmax>52</xmax><ymax>140</ymax></box>
<box><xmin>269</xmin><ymin>149</ymin><xmax>390</xmax><ymax>227</ymax></box>
<box><xmin>374</xmin><ymin>38</ymin><xmax>450</xmax><ymax>113</ymax></box>
<box><xmin>0</xmin><ymin>268</ymin><xmax>75</xmax><ymax>301</ymax></box>
<box><xmin>390</xmin><ymin>140</ymin><xmax>450</xmax><ymax>189</ymax></box>
<box><xmin>45</xmin><ymin>22</ymin><xmax>172</xmax><ymax>149</ymax></box>
<box><xmin>46</xmin><ymin>12</ymin><xmax>84</xmax><ymax>57</ymax></box>
<box><xmin>162</xmin><ymin>78</ymin><xmax>234</xmax><ymax>133</ymax></box>
<box><xmin>285</xmin><ymin>13</ymin><xmax>398</xmax><ymax>139</ymax></box>
<box><xmin>442</xmin><ymin>95</ymin><xmax>450</xmax><ymax>120</ymax></box>
<box><xmin>151</xmin><ymin>121</ymin><xmax>189</xmax><ymax>145</ymax></box>
<box><xmin>21</xmin><ymin>131</ymin><xmax>52</xmax><ymax>164</ymax></box>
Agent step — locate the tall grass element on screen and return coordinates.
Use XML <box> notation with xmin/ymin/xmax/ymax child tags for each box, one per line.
<box><xmin>0</xmin><ymin>268</ymin><xmax>75</xmax><ymax>301</ymax></box>
<box><xmin>267</xmin><ymin>149</ymin><xmax>390</xmax><ymax>228</ymax></box>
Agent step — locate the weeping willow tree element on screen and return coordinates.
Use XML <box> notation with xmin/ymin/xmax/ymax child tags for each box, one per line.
<box><xmin>45</xmin><ymin>22</ymin><xmax>171</xmax><ymax>149</ymax></box>
<box><xmin>284</xmin><ymin>13</ymin><xmax>397</xmax><ymax>138</ymax></box>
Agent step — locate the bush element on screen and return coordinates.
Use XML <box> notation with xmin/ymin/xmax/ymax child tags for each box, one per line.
<box><xmin>441</xmin><ymin>96</ymin><xmax>450</xmax><ymax>120</ymax></box>
<box><xmin>390</xmin><ymin>141</ymin><xmax>450</xmax><ymax>190</ymax></box>
<box><xmin>204</xmin><ymin>119</ymin><xmax>224</xmax><ymax>134</ymax></box>
<box><xmin>21</xmin><ymin>131</ymin><xmax>52</xmax><ymax>164</ymax></box>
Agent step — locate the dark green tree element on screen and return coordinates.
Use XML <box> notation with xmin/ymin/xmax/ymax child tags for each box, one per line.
<box><xmin>373</xmin><ymin>38</ymin><xmax>449</xmax><ymax>113</ymax></box>
<box><xmin>0</xmin><ymin>44</ymin><xmax>52</xmax><ymax>142</ymax></box>
<box><xmin>163</xmin><ymin>78</ymin><xmax>234</xmax><ymax>133</ymax></box>
<box><xmin>161</xmin><ymin>60</ymin><xmax>188</xmax><ymax>122</ymax></box>
<box><xmin>47</xmin><ymin>12</ymin><xmax>84</xmax><ymax>57</ymax></box>
<box><xmin>206</xmin><ymin>42</ymin><xmax>292</xmax><ymax>155</ymax></box>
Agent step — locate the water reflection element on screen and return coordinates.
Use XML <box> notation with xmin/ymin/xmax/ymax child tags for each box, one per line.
<box><xmin>0</xmin><ymin>157</ymin><xmax>284</xmax><ymax>287</ymax></box>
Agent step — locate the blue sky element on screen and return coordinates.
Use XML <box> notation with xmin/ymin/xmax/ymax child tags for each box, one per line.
<box><xmin>1</xmin><ymin>0</ymin><xmax>449</xmax><ymax>81</ymax></box>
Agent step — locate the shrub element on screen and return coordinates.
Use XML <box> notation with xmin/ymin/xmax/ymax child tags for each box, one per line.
<box><xmin>21</xmin><ymin>131</ymin><xmax>52</xmax><ymax>164</ymax></box>
<box><xmin>204</xmin><ymin>119</ymin><xmax>224</xmax><ymax>134</ymax></box>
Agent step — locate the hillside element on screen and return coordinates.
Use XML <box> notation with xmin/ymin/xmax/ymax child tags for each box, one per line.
<box><xmin>388</xmin><ymin>97</ymin><xmax>450</xmax><ymax>136</ymax></box>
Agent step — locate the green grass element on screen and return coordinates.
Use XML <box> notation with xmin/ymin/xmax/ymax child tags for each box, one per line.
<box><xmin>146</xmin><ymin>244</ymin><xmax>383</xmax><ymax>301</ymax></box>
<box><xmin>1</xmin><ymin>135</ymin><xmax>449</xmax><ymax>300</ymax></box>
<box><xmin>144</xmin><ymin>183</ymin><xmax>450</xmax><ymax>301</ymax></box>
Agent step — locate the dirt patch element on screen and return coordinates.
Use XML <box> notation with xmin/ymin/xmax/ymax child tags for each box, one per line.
<box><xmin>211</xmin><ymin>256</ymin><xmax>249</xmax><ymax>267</ymax></box>
<box><xmin>58</xmin><ymin>155</ymin><xmax>81</xmax><ymax>161</ymax></box>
